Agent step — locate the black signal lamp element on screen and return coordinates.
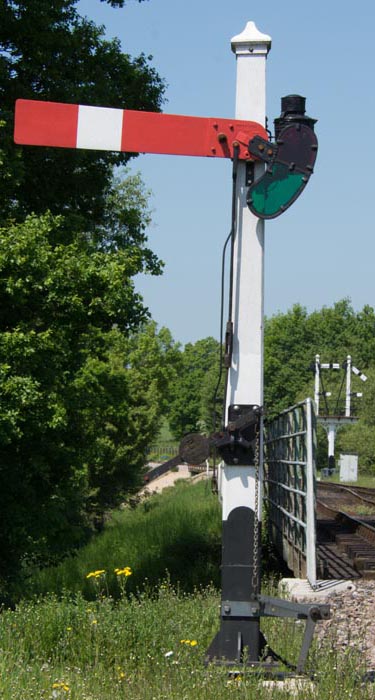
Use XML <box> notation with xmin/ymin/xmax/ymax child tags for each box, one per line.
<box><xmin>274</xmin><ymin>94</ymin><xmax>317</xmax><ymax>139</ymax></box>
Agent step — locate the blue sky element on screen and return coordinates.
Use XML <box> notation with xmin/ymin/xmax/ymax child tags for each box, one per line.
<box><xmin>78</xmin><ymin>0</ymin><xmax>375</xmax><ymax>345</ymax></box>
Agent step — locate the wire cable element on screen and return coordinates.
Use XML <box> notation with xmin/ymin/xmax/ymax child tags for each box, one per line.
<box><xmin>334</xmin><ymin>369</ymin><xmax>346</xmax><ymax>415</ymax></box>
<box><xmin>211</xmin><ymin>229</ymin><xmax>231</xmax><ymax>430</ymax></box>
<box><xmin>319</xmin><ymin>372</ymin><xmax>330</xmax><ymax>415</ymax></box>
<box><xmin>212</xmin><ymin>144</ymin><xmax>240</xmax><ymax>432</ymax></box>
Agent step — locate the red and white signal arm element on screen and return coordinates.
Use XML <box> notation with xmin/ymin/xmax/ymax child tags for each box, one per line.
<box><xmin>14</xmin><ymin>99</ymin><xmax>267</xmax><ymax>161</ymax></box>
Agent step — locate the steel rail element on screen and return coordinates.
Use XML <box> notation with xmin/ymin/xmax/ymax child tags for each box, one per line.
<box><xmin>318</xmin><ymin>482</ymin><xmax>375</xmax><ymax>508</ymax></box>
<box><xmin>316</xmin><ymin>500</ymin><xmax>375</xmax><ymax>549</ymax></box>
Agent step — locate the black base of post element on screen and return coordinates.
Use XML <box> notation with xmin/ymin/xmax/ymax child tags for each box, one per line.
<box><xmin>205</xmin><ymin>505</ymin><xmax>262</xmax><ymax>664</ymax></box>
<box><xmin>206</xmin><ymin>619</ymin><xmax>267</xmax><ymax>664</ymax></box>
<box><xmin>205</xmin><ymin>505</ymin><xmax>331</xmax><ymax>672</ymax></box>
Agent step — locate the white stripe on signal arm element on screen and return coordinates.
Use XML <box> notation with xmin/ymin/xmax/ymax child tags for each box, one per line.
<box><xmin>76</xmin><ymin>105</ymin><xmax>124</xmax><ymax>151</ymax></box>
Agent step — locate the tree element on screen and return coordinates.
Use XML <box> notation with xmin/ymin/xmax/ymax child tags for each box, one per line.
<box><xmin>199</xmin><ymin>353</ymin><xmax>226</xmax><ymax>434</ymax></box>
<box><xmin>167</xmin><ymin>337</ymin><xmax>222</xmax><ymax>439</ymax></box>
<box><xmin>0</xmin><ymin>2</ymin><xmax>170</xmax><ymax>597</ymax></box>
<box><xmin>264</xmin><ymin>299</ymin><xmax>375</xmax><ymax>417</ymax></box>
<box><xmin>264</xmin><ymin>304</ymin><xmax>313</xmax><ymax>416</ymax></box>
<box><xmin>263</xmin><ymin>300</ymin><xmax>375</xmax><ymax>473</ymax></box>
<box><xmin>67</xmin><ymin>321</ymin><xmax>181</xmax><ymax>511</ymax></box>
<box><xmin>349</xmin><ymin>305</ymin><xmax>375</xmax><ymax>368</ymax></box>
<box><xmin>95</xmin><ymin>171</ymin><xmax>161</xmax><ymax>274</ymax></box>
<box><xmin>338</xmin><ymin>422</ymin><xmax>375</xmax><ymax>474</ymax></box>
<box><xmin>165</xmin><ymin>301</ymin><xmax>375</xmax><ymax>450</ymax></box>
<box><xmin>0</xmin><ymin>0</ymin><xmax>165</xmax><ymax>228</ymax></box>
<box><xmin>338</xmin><ymin>367</ymin><xmax>375</xmax><ymax>473</ymax></box>
<box><xmin>0</xmin><ymin>212</ymin><xmax>178</xmax><ymax>587</ymax></box>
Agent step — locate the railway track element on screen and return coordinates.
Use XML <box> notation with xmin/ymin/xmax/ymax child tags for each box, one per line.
<box><xmin>316</xmin><ymin>482</ymin><xmax>375</xmax><ymax>580</ymax></box>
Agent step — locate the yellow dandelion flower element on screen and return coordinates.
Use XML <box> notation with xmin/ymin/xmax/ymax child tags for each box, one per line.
<box><xmin>91</xmin><ymin>619</ymin><xmax>98</xmax><ymax>625</ymax></box>
<box><xmin>52</xmin><ymin>681</ymin><xmax>70</xmax><ymax>691</ymax></box>
<box><xmin>86</xmin><ymin>568</ymin><xmax>106</xmax><ymax>579</ymax></box>
<box><xmin>190</xmin><ymin>640</ymin><xmax>198</xmax><ymax>646</ymax></box>
<box><xmin>115</xmin><ymin>566</ymin><xmax>132</xmax><ymax>577</ymax></box>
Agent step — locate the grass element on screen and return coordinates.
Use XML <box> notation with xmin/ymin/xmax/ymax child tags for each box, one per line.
<box><xmin>1</xmin><ymin>580</ymin><xmax>374</xmax><ymax>699</ymax></box>
<box><xmin>354</xmin><ymin>474</ymin><xmax>375</xmax><ymax>487</ymax></box>
<box><xmin>27</xmin><ymin>479</ymin><xmax>222</xmax><ymax>599</ymax></box>
<box><xmin>321</xmin><ymin>473</ymin><xmax>375</xmax><ymax>488</ymax></box>
<box><xmin>3</xmin><ymin>476</ymin><xmax>375</xmax><ymax>698</ymax></box>
<box><xmin>348</xmin><ymin>504</ymin><xmax>375</xmax><ymax>515</ymax></box>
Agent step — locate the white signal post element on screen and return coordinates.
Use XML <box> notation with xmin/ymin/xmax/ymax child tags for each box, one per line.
<box><xmin>228</xmin><ymin>21</ymin><xmax>270</xmax><ymax>410</ymax></box>
<box><xmin>345</xmin><ymin>354</ymin><xmax>352</xmax><ymax>417</ymax></box>
<box><xmin>222</xmin><ymin>21</ymin><xmax>271</xmax><ymax>530</ymax></box>
<box><xmin>345</xmin><ymin>354</ymin><xmax>367</xmax><ymax>417</ymax></box>
<box><xmin>314</xmin><ymin>354</ymin><xmax>321</xmax><ymax>416</ymax></box>
<box><xmin>207</xmin><ymin>21</ymin><xmax>271</xmax><ymax>664</ymax></box>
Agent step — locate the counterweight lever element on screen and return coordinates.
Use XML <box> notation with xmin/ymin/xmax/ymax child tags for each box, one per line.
<box><xmin>178</xmin><ymin>405</ymin><xmax>261</xmax><ymax>466</ymax></box>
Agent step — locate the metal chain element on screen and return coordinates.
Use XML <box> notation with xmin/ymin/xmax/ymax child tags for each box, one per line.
<box><xmin>251</xmin><ymin>418</ymin><xmax>261</xmax><ymax>598</ymax></box>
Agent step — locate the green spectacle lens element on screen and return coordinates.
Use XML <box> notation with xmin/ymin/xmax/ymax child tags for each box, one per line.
<box><xmin>247</xmin><ymin>123</ymin><xmax>318</xmax><ymax>219</ymax></box>
<box><xmin>248</xmin><ymin>163</ymin><xmax>305</xmax><ymax>218</ymax></box>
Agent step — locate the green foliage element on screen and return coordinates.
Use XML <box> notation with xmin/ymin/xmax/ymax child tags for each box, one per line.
<box><xmin>0</xmin><ymin>1</ymin><xmax>171</xmax><ymax>597</ymax></box>
<box><xmin>0</xmin><ymin>0</ymin><xmax>165</xmax><ymax>228</ymax></box>
<box><xmin>264</xmin><ymin>299</ymin><xmax>375</xmax><ymax>472</ymax></box>
<box><xmin>167</xmin><ymin>301</ymin><xmax>375</xmax><ymax>445</ymax></box>
<box><xmin>167</xmin><ymin>337</ymin><xmax>223</xmax><ymax>439</ymax></box>
<box><xmin>264</xmin><ymin>299</ymin><xmax>375</xmax><ymax>417</ymax></box>
<box><xmin>0</xmin><ymin>212</ymin><xmax>177</xmax><ymax>587</ymax></box>
<box><xmin>355</xmin><ymin>367</ymin><xmax>375</xmax><ymax>426</ymax></box>
<box><xmin>338</xmin><ymin>368</ymin><xmax>375</xmax><ymax>473</ymax></box>
<box><xmin>95</xmin><ymin>172</ymin><xmax>157</xmax><ymax>264</ymax></box>
<box><xmin>155</xmin><ymin>416</ymin><xmax>175</xmax><ymax>443</ymax></box>
<box><xmin>264</xmin><ymin>303</ymin><xmax>312</xmax><ymax>416</ymax></box>
<box><xmin>199</xmin><ymin>351</ymin><xmax>226</xmax><ymax>434</ymax></box>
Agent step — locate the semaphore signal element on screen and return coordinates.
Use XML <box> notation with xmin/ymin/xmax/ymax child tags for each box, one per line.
<box><xmin>314</xmin><ymin>354</ymin><xmax>367</xmax><ymax>472</ymax></box>
<box><xmin>13</xmin><ymin>20</ymin><xmax>329</xmax><ymax>677</ymax></box>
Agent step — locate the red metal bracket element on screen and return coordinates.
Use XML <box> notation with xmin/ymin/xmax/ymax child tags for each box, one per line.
<box><xmin>14</xmin><ymin>99</ymin><xmax>268</xmax><ymax>161</ymax></box>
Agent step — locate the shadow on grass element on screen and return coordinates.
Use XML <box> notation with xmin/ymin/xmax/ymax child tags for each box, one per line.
<box><xmin>128</xmin><ymin>530</ymin><xmax>222</xmax><ymax>595</ymax></box>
